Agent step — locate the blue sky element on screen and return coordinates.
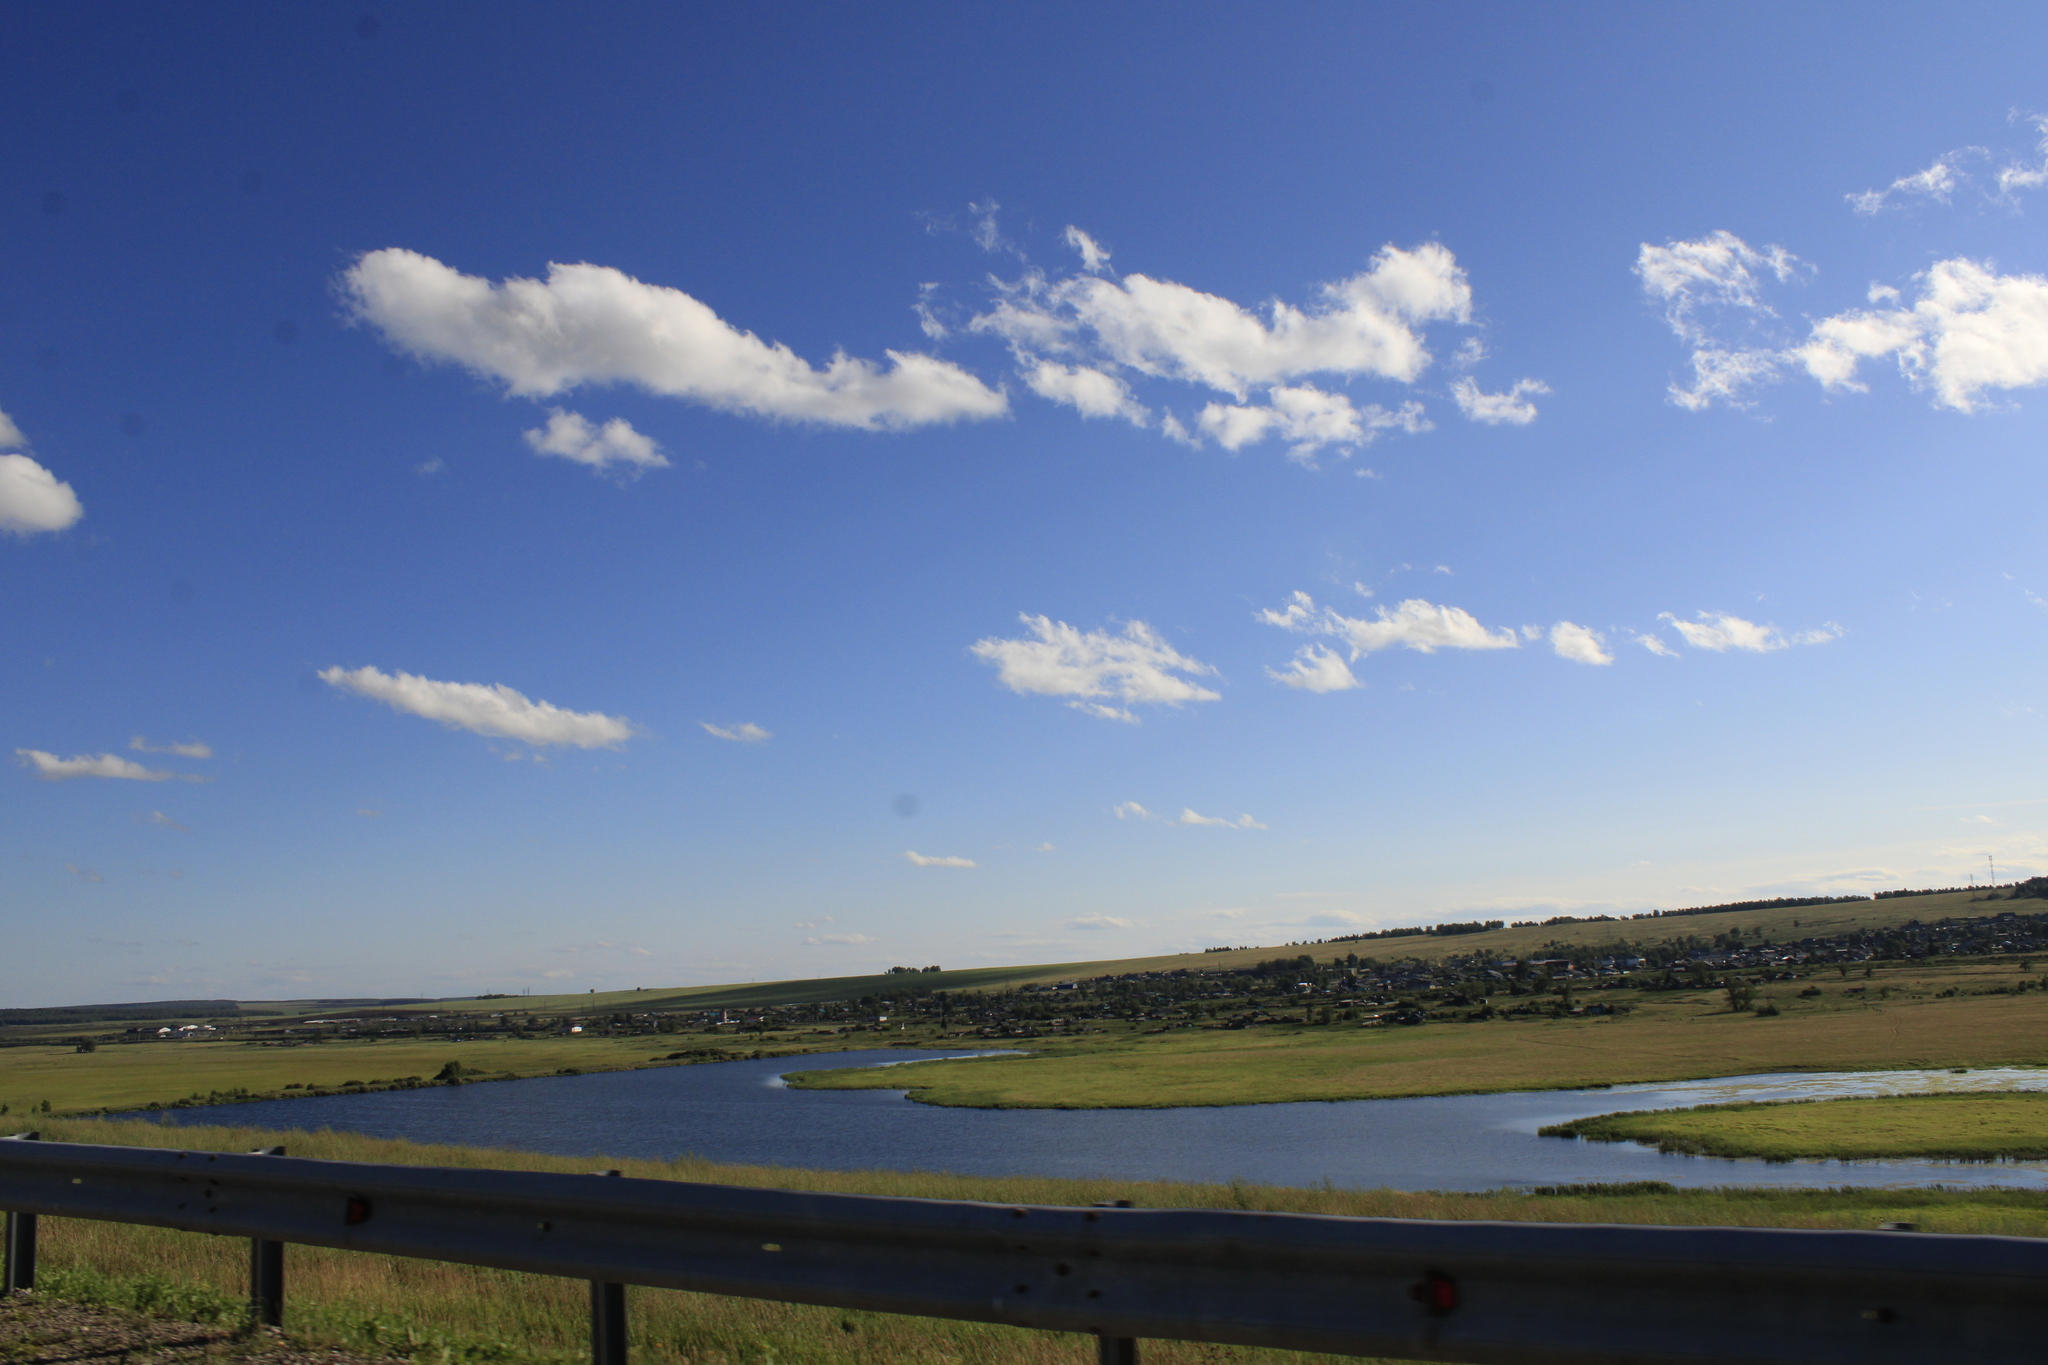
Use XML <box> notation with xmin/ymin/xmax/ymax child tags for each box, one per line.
<box><xmin>7</xmin><ymin>2</ymin><xmax>2048</xmax><ymax>1006</ymax></box>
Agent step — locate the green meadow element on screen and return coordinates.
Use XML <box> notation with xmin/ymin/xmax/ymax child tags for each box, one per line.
<box><xmin>13</xmin><ymin>1116</ymin><xmax>2048</xmax><ymax>1365</ymax></box>
<box><xmin>790</xmin><ymin>955</ymin><xmax>2048</xmax><ymax>1108</ymax></box>
<box><xmin>1544</xmin><ymin>1091</ymin><xmax>2048</xmax><ymax>1162</ymax></box>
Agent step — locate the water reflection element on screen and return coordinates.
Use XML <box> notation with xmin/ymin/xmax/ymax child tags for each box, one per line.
<box><xmin>129</xmin><ymin>1051</ymin><xmax>2048</xmax><ymax>1192</ymax></box>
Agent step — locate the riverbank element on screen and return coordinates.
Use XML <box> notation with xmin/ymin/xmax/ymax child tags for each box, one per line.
<box><xmin>16</xmin><ymin>1116</ymin><xmax>2048</xmax><ymax>1365</ymax></box>
<box><xmin>0</xmin><ymin>1033</ymin><xmax>910</xmax><ymax>1119</ymax></box>
<box><xmin>1542</xmin><ymin>1091</ymin><xmax>2048</xmax><ymax>1161</ymax></box>
<box><xmin>787</xmin><ymin>965</ymin><xmax>2048</xmax><ymax>1108</ymax></box>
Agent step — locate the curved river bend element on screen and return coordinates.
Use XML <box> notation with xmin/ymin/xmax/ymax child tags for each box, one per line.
<box><xmin>130</xmin><ymin>1050</ymin><xmax>2048</xmax><ymax>1192</ymax></box>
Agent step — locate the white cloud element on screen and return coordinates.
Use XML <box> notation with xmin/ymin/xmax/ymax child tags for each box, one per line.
<box><xmin>971</xmin><ymin>240</ymin><xmax>1524</xmax><ymax>454</ymax></box>
<box><xmin>1635</xmin><ymin>632</ymin><xmax>1679</xmax><ymax>658</ymax></box>
<box><xmin>18</xmin><ymin>750</ymin><xmax>173</xmax><ymax>781</ymax></box>
<box><xmin>701</xmin><ymin>722</ymin><xmax>771</xmax><ymax>744</ymax></box>
<box><xmin>342</xmin><ymin>248</ymin><xmax>1008</xmax><ymax>431</ymax></box>
<box><xmin>1848</xmin><ymin>148</ymin><xmax>1986</xmax><ymax>214</ymax></box>
<box><xmin>1176</xmin><ymin>809</ymin><xmax>1267</xmax><ymax>829</ymax></box>
<box><xmin>1794</xmin><ymin>259</ymin><xmax>2048</xmax><ymax>411</ymax></box>
<box><xmin>1998</xmin><ymin>115</ymin><xmax>2048</xmax><ymax>194</ymax></box>
<box><xmin>130</xmin><ymin>737</ymin><xmax>213</xmax><ymax>759</ymax></box>
<box><xmin>0</xmin><ymin>452</ymin><xmax>84</xmax><ymax>535</ymax></box>
<box><xmin>522</xmin><ymin>409</ymin><xmax>669</xmax><ymax>475</ymax></box>
<box><xmin>1450</xmin><ymin>376</ymin><xmax>1549</xmax><ymax>425</ymax></box>
<box><xmin>1658</xmin><ymin>612</ymin><xmax>1842</xmax><ymax>652</ymax></box>
<box><xmin>1063</xmin><ymin>226</ymin><xmax>1111</xmax><ymax>273</ymax></box>
<box><xmin>979</xmin><ymin>242</ymin><xmax>1471</xmax><ymax>395</ymax></box>
<box><xmin>1198</xmin><ymin>387</ymin><xmax>1428</xmax><ymax>460</ymax></box>
<box><xmin>805</xmin><ymin>932</ymin><xmax>877</xmax><ymax>945</ymax></box>
<box><xmin>1022</xmin><ymin>361</ymin><xmax>1149</xmax><ymax>424</ymax></box>
<box><xmin>1068</xmin><ymin>913</ymin><xmax>1135</xmax><ymax>930</ymax></box>
<box><xmin>1638</xmin><ymin>231</ymin><xmax>1803</xmax><ymax>331</ymax></box>
<box><xmin>1113</xmin><ymin>801</ymin><xmax>1152</xmax><ymax>821</ymax></box>
<box><xmin>1549</xmin><ymin>621</ymin><xmax>1613</xmax><ymax>665</ymax></box>
<box><xmin>1260</xmin><ymin>591</ymin><xmax>1518</xmax><ymax>656</ymax></box>
<box><xmin>0</xmin><ymin>408</ymin><xmax>25</xmax><ymax>450</ymax></box>
<box><xmin>319</xmin><ymin>665</ymin><xmax>634</xmax><ymax>748</ymax></box>
<box><xmin>144</xmin><ymin>810</ymin><xmax>189</xmax><ymax>832</ymax></box>
<box><xmin>971</xmin><ymin>615</ymin><xmax>1220</xmax><ymax>722</ymax></box>
<box><xmin>904</xmin><ymin>851</ymin><xmax>976</xmax><ymax>868</ymax></box>
<box><xmin>1266</xmin><ymin>644</ymin><xmax>1361</xmax><ymax>692</ymax></box>
<box><xmin>1636</xmin><ymin>232</ymin><xmax>1807</xmax><ymax>410</ymax></box>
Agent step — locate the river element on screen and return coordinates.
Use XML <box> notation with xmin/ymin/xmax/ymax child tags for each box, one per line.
<box><xmin>127</xmin><ymin>1050</ymin><xmax>2048</xmax><ymax>1191</ymax></box>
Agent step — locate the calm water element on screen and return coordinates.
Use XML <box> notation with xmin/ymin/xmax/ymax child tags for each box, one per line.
<box><xmin>130</xmin><ymin>1050</ymin><xmax>2048</xmax><ymax>1191</ymax></box>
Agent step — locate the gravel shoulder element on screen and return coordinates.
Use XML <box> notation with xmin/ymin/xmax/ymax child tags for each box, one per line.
<box><xmin>0</xmin><ymin>1292</ymin><xmax>399</xmax><ymax>1365</ymax></box>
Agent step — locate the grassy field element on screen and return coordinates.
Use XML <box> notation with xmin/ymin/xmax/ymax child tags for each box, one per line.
<box><xmin>14</xmin><ymin>1115</ymin><xmax>2048</xmax><ymax>1365</ymax></box>
<box><xmin>791</xmin><ymin>957</ymin><xmax>2048</xmax><ymax>1107</ymax></box>
<box><xmin>1543</xmin><ymin>1091</ymin><xmax>2048</xmax><ymax>1161</ymax></box>
<box><xmin>0</xmin><ymin>1034</ymin><xmax>873</xmax><ymax>1118</ymax></box>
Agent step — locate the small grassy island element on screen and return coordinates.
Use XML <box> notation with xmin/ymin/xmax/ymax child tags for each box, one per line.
<box><xmin>1542</xmin><ymin>1090</ymin><xmax>2048</xmax><ymax>1162</ymax></box>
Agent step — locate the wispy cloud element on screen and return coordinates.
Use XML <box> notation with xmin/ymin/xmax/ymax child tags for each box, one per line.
<box><xmin>701</xmin><ymin>721</ymin><xmax>772</xmax><ymax>744</ymax></box>
<box><xmin>130</xmin><ymin>736</ymin><xmax>213</xmax><ymax>759</ymax></box>
<box><xmin>1260</xmin><ymin>592</ymin><xmax>1518</xmax><ymax>657</ymax></box>
<box><xmin>1175</xmin><ymin>808</ymin><xmax>1267</xmax><ymax>829</ymax></box>
<box><xmin>18</xmin><ymin>750</ymin><xmax>177</xmax><ymax>782</ymax></box>
<box><xmin>904</xmin><ymin>851</ymin><xmax>977</xmax><ymax>868</ymax></box>
<box><xmin>972</xmin><ymin>615</ymin><xmax>1220</xmax><ymax>722</ymax></box>
<box><xmin>1449</xmin><ymin>376</ymin><xmax>1549</xmax><ymax>425</ymax></box>
<box><xmin>1636</xmin><ymin>231</ymin><xmax>1808</xmax><ymax>410</ymax></box>
<box><xmin>1657</xmin><ymin>612</ymin><xmax>1842</xmax><ymax>652</ymax></box>
<box><xmin>65</xmin><ymin>863</ymin><xmax>105</xmax><ymax>883</ymax></box>
<box><xmin>1068</xmin><ymin>913</ymin><xmax>1136</xmax><ymax>930</ymax></box>
<box><xmin>142</xmin><ymin>810</ymin><xmax>189</xmax><ymax>832</ymax></box>
<box><xmin>320</xmin><ymin>665</ymin><xmax>634</xmax><ymax>748</ymax></box>
<box><xmin>805</xmin><ymin>932</ymin><xmax>877</xmax><ymax>945</ymax></box>
<box><xmin>1850</xmin><ymin>148</ymin><xmax>1987</xmax><ymax>214</ymax></box>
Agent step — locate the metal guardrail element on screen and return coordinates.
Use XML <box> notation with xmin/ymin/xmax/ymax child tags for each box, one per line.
<box><xmin>5</xmin><ymin>1132</ymin><xmax>2048</xmax><ymax>1365</ymax></box>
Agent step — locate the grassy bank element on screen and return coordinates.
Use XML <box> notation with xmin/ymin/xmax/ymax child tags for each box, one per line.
<box><xmin>790</xmin><ymin>960</ymin><xmax>2048</xmax><ymax>1108</ymax></box>
<box><xmin>0</xmin><ymin>1035</ymin><xmax>882</xmax><ymax>1119</ymax></box>
<box><xmin>15</xmin><ymin>1117</ymin><xmax>2048</xmax><ymax>1365</ymax></box>
<box><xmin>1542</xmin><ymin>1091</ymin><xmax>2048</xmax><ymax>1162</ymax></box>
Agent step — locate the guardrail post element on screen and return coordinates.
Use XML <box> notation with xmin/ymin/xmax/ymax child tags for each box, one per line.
<box><xmin>591</xmin><ymin>1170</ymin><xmax>627</xmax><ymax>1365</ymax></box>
<box><xmin>1097</xmin><ymin>1335</ymin><xmax>1138</xmax><ymax>1365</ymax></box>
<box><xmin>1093</xmin><ymin>1198</ymin><xmax>1136</xmax><ymax>1365</ymax></box>
<box><xmin>249</xmin><ymin>1146</ymin><xmax>286</xmax><ymax>1327</ymax></box>
<box><xmin>2</xmin><ymin>1132</ymin><xmax>40</xmax><ymax>1295</ymax></box>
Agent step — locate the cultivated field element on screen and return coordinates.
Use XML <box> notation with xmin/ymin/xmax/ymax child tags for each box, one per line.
<box><xmin>13</xmin><ymin>1116</ymin><xmax>2048</xmax><ymax>1365</ymax></box>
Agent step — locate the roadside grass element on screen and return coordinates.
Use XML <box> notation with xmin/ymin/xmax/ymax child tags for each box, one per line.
<box><xmin>16</xmin><ymin>1117</ymin><xmax>2048</xmax><ymax>1365</ymax></box>
<box><xmin>791</xmin><ymin>963</ymin><xmax>2048</xmax><ymax>1108</ymax></box>
<box><xmin>1542</xmin><ymin>1091</ymin><xmax>2048</xmax><ymax>1161</ymax></box>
